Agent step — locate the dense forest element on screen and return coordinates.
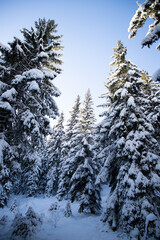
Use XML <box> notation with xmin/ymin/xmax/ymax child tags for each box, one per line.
<box><xmin>0</xmin><ymin>0</ymin><xmax>160</xmax><ymax>239</ymax></box>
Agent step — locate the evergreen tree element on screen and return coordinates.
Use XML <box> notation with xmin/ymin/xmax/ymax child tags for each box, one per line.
<box><xmin>61</xmin><ymin>90</ymin><xmax>101</xmax><ymax>213</ymax></box>
<box><xmin>0</xmin><ymin>18</ymin><xmax>63</xmax><ymax>198</ymax></box>
<box><xmin>11</xmin><ymin>206</ymin><xmax>42</xmax><ymax>240</ymax></box>
<box><xmin>92</xmin><ymin>119</ymin><xmax>109</xmax><ymax>183</ymax></box>
<box><xmin>21</xmin><ymin>151</ymin><xmax>41</xmax><ymax>197</ymax></box>
<box><xmin>45</xmin><ymin>112</ymin><xmax>65</xmax><ymax>197</ymax></box>
<box><xmin>99</xmin><ymin>41</ymin><xmax>160</xmax><ymax>239</ymax></box>
<box><xmin>0</xmin><ymin>60</ymin><xmax>20</xmax><ymax>206</ymax></box>
<box><xmin>64</xmin><ymin>200</ymin><xmax>72</xmax><ymax>217</ymax></box>
<box><xmin>0</xmin><ymin>138</ymin><xmax>14</xmax><ymax>207</ymax></box>
<box><xmin>57</xmin><ymin>95</ymin><xmax>81</xmax><ymax>200</ymax></box>
<box><xmin>80</xmin><ymin>89</ymin><xmax>96</xmax><ymax>133</ymax></box>
<box><xmin>129</xmin><ymin>0</ymin><xmax>160</xmax><ymax>50</ymax></box>
<box><xmin>65</xmin><ymin>95</ymin><xmax>81</xmax><ymax>141</ymax></box>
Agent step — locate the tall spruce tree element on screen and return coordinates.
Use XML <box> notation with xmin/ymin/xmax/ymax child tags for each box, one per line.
<box><xmin>92</xmin><ymin>119</ymin><xmax>109</xmax><ymax>181</ymax></box>
<box><xmin>45</xmin><ymin>112</ymin><xmax>65</xmax><ymax>197</ymax></box>
<box><xmin>57</xmin><ymin>95</ymin><xmax>81</xmax><ymax>200</ymax></box>
<box><xmin>0</xmin><ymin>47</ymin><xmax>21</xmax><ymax>206</ymax></box>
<box><xmin>63</xmin><ymin>90</ymin><xmax>101</xmax><ymax>213</ymax></box>
<box><xmin>0</xmin><ymin>18</ymin><xmax>62</xmax><ymax>198</ymax></box>
<box><xmin>65</xmin><ymin>95</ymin><xmax>81</xmax><ymax>142</ymax></box>
<box><xmin>99</xmin><ymin>41</ymin><xmax>160</xmax><ymax>239</ymax></box>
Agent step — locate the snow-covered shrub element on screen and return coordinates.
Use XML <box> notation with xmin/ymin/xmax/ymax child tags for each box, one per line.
<box><xmin>25</xmin><ymin>206</ymin><xmax>42</xmax><ymax>227</ymax></box>
<box><xmin>49</xmin><ymin>202</ymin><xmax>60</xmax><ymax>211</ymax></box>
<box><xmin>10</xmin><ymin>198</ymin><xmax>18</xmax><ymax>213</ymax></box>
<box><xmin>11</xmin><ymin>213</ymin><xmax>32</xmax><ymax>240</ymax></box>
<box><xmin>11</xmin><ymin>206</ymin><xmax>42</xmax><ymax>240</ymax></box>
<box><xmin>64</xmin><ymin>200</ymin><xmax>72</xmax><ymax>217</ymax></box>
<box><xmin>0</xmin><ymin>215</ymin><xmax>8</xmax><ymax>225</ymax></box>
<box><xmin>144</xmin><ymin>213</ymin><xmax>160</xmax><ymax>240</ymax></box>
<box><xmin>49</xmin><ymin>201</ymin><xmax>60</xmax><ymax>228</ymax></box>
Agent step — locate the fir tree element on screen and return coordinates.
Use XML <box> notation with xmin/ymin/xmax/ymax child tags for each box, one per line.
<box><xmin>0</xmin><ymin>138</ymin><xmax>14</xmax><ymax>207</ymax></box>
<box><xmin>11</xmin><ymin>206</ymin><xmax>42</xmax><ymax>240</ymax></box>
<box><xmin>65</xmin><ymin>95</ymin><xmax>81</xmax><ymax>141</ymax></box>
<box><xmin>99</xmin><ymin>41</ymin><xmax>160</xmax><ymax>239</ymax></box>
<box><xmin>0</xmin><ymin>18</ymin><xmax>62</xmax><ymax>199</ymax></box>
<box><xmin>12</xmin><ymin>19</ymin><xmax>62</xmax><ymax>196</ymax></box>
<box><xmin>57</xmin><ymin>95</ymin><xmax>81</xmax><ymax>200</ymax></box>
<box><xmin>92</xmin><ymin>119</ymin><xmax>109</xmax><ymax>183</ymax></box>
<box><xmin>45</xmin><ymin>112</ymin><xmax>65</xmax><ymax>197</ymax></box>
<box><xmin>0</xmin><ymin>69</ymin><xmax>20</xmax><ymax>206</ymax></box>
<box><xmin>63</xmin><ymin>90</ymin><xmax>101</xmax><ymax>213</ymax></box>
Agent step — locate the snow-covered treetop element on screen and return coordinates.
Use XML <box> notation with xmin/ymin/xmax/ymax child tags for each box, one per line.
<box><xmin>0</xmin><ymin>18</ymin><xmax>63</xmax><ymax>77</ymax></box>
<box><xmin>110</xmin><ymin>40</ymin><xmax>127</xmax><ymax>67</ymax></box>
<box><xmin>66</xmin><ymin>95</ymin><xmax>81</xmax><ymax>133</ymax></box>
<box><xmin>128</xmin><ymin>0</ymin><xmax>160</xmax><ymax>50</ymax></box>
<box><xmin>80</xmin><ymin>89</ymin><xmax>96</xmax><ymax>133</ymax></box>
<box><xmin>21</xmin><ymin>18</ymin><xmax>63</xmax><ymax>72</ymax></box>
<box><xmin>106</xmin><ymin>41</ymin><xmax>144</xmax><ymax>96</ymax></box>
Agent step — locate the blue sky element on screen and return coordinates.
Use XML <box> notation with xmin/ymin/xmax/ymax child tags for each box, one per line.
<box><xmin>1</xmin><ymin>0</ymin><xmax>159</xmax><ymax>122</ymax></box>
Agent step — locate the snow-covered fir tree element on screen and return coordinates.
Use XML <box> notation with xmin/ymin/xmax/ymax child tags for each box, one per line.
<box><xmin>0</xmin><ymin>55</ymin><xmax>21</xmax><ymax>207</ymax></box>
<box><xmin>0</xmin><ymin>138</ymin><xmax>15</xmax><ymax>208</ymax></box>
<box><xmin>0</xmin><ymin>18</ymin><xmax>63</xmax><ymax>198</ymax></box>
<box><xmin>60</xmin><ymin>89</ymin><xmax>101</xmax><ymax>213</ymax></box>
<box><xmin>92</xmin><ymin>116</ymin><xmax>109</xmax><ymax>179</ymax></box>
<box><xmin>45</xmin><ymin>112</ymin><xmax>65</xmax><ymax>197</ymax></box>
<box><xmin>13</xmin><ymin>19</ymin><xmax>62</xmax><ymax>196</ymax></box>
<box><xmin>57</xmin><ymin>95</ymin><xmax>81</xmax><ymax>200</ymax></box>
<box><xmin>65</xmin><ymin>95</ymin><xmax>81</xmax><ymax>142</ymax></box>
<box><xmin>98</xmin><ymin>41</ymin><xmax>160</xmax><ymax>239</ymax></box>
<box><xmin>11</xmin><ymin>206</ymin><xmax>42</xmax><ymax>240</ymax></box>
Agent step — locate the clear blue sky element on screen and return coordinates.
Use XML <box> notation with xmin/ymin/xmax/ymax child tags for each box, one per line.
<box><xmin>1</xmin><ymin>0</ymin><xmax>159</xmax><ymax>122</ymax></box>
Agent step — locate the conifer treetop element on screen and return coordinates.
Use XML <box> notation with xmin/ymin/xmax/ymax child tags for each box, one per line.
<box><xmin>66</xmin><ymin>95</ymin><xmax>81</xmax><ymax>131</ymax></box>
<box><xmin>107</xmin><ymin>41</ymin><xmax>144</xmax><ymax>96</ymax></box>
<box><xmin>80</xmin><ymin>89</ymin><xmax>96</xmax><ymax>133</ymax></box>
<box><xmin>110</xmin><ymin>40</ymin><xmax>127</xmax><ymax>67</ymax></box>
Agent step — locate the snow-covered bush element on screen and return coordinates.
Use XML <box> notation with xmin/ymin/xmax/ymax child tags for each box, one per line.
<box><xmin>64</xmin><ymin>200</ymin><xmax>72</xmax><ymax>217</ymax></box>
<box><xmin>49</xmin><ymin>201</ymin><xmax>60</xmax><ymax>228</ymax></box>
<box><xmin>11</xmin><ymin>213</ymin><xmax>32</xmax><ymax>240</ymax></box>
<box><xmin>11</xmin><ymin>206</ymin><xmax>42</xmax><ymax>240</ymax></box>
<box><xmin>10</xmin><ymin>198</ymin><xmax>18</xmax><ymax>214</ymax></box>
<box><xmin>0</xmin><ymin>215</ymin><xmax>8</xmax><ymax>225</ymax></box>
<box><xmin>25</xmin><ymin>206</ymin><xmax>42</xmax><ymax>227</ymax></box>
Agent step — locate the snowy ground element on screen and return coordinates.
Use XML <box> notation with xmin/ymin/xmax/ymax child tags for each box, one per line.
<box><xmin>0</xmin><ymin>186</ymin><xmax>128</xmax><ymax>240</ymax></box>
